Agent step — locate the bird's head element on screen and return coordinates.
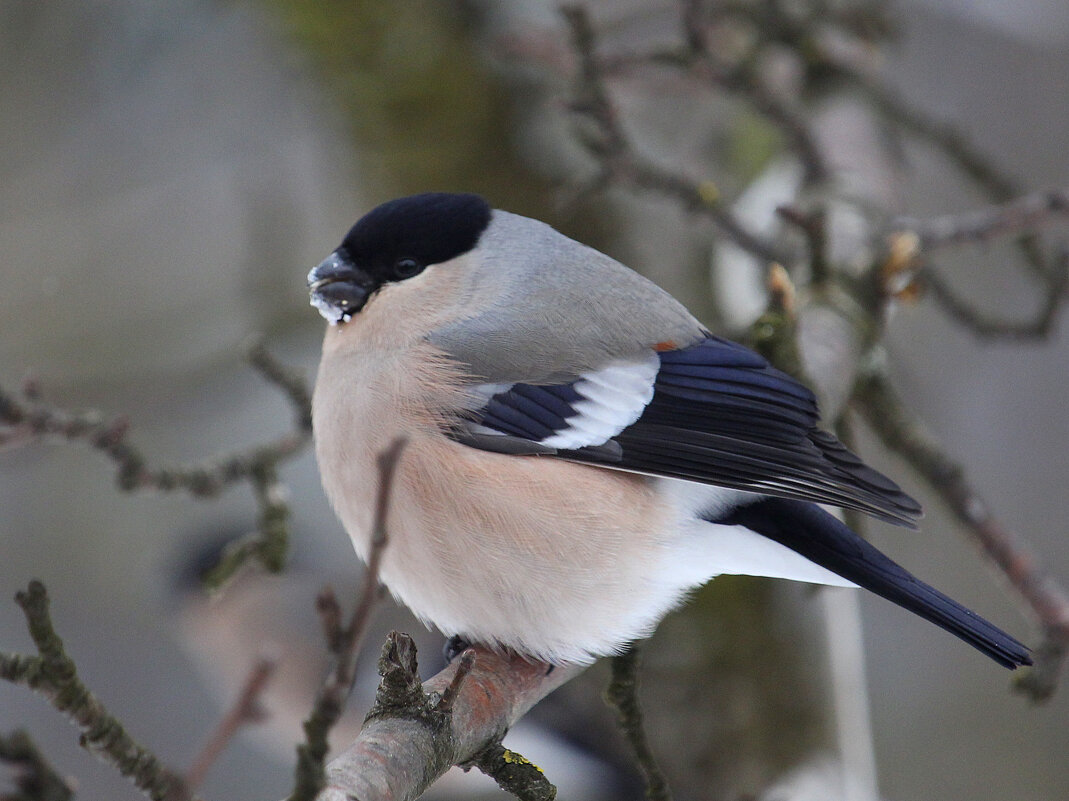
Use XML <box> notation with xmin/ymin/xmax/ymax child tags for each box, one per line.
<box><xmin>308</xmin><ymin>192</ymin><xmax>492</xmax><ymax>324</ymax></box>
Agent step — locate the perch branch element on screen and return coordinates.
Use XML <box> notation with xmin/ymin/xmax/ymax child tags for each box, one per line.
<box><xmin>313</xmin><ymin>635</ymin><xmax>581</xmax><ymax>801</ymax></box>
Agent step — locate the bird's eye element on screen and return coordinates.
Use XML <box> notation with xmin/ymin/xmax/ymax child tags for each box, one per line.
<box><xmin>393</xmin><ymin>257</ymin><xmax>423</xmax><ymax>279</ymax></box>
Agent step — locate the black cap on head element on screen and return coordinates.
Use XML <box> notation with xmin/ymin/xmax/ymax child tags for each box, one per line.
<box><xmin>339</xmin><ymin>192</ymin><xmax>492</xmax><ymax>281</ymax></box>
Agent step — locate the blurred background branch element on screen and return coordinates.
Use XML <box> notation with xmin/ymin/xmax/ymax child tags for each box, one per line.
<box><xmin>0</xmin><ymin>341</ymin><xmax>312</xmax><ymax>587</ymax></box>
<box><xmin>553</xmin><ymin>0</ymin><xmax>1068</xmax><ymax>695</ymax></box>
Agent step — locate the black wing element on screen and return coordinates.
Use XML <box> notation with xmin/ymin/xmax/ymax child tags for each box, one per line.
<box><xmin>455</xmin><ymin>336</ymin><xmax>922</xmax><ymax>527</ymax></box>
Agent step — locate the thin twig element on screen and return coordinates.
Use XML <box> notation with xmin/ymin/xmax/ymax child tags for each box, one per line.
<box><xmin>0</xmin><ymin>582</ymin><xmax>190</xmax><ymax>801</ymax></box>
<box><xmin>777</xmin><ymin>205</ymin><xmax>830</xmax><ymax>285</ymax></box>
<box><xmin>435</xmin><ymin>650</ymin><xmax>476</xmax><ymax>715</ymax></box>
<box><xmin>289</xmin><ymin>438</ymin><xmax>408</xmax><ymax>801</ymax></box>
<box><xmin>854</xmin><ymin>360</ymin><xmax>1069</xmax><ymax>700</ymax></box>
<box><xmin>832</xmin><ymin>56</ymin><xmax>1051</xmax><ymax>276</ymax></box>
<box><xmin>0</xmin><ymin>730</ymin><xmax>75</xmax><ymax>801</ymax></box>
<box><xmin>182</xmin><ymin>654</ymin><xmax>277</xmax><ymax>796</ymax></box>
<box><xmin>603</xmin><ymin>3</ymin><xmax>831</xmax><ymax>185</ymax></box>
<box><xmin>246</xmin><ymin>337</ymin><xmax>314</xmax><ymax>433</ymax></box>
<box><xmin>838</xmin><ymin>63</ymin><xmax>1020</xmax><ymax>202</ymax></box>
<box><xmin>559</xmin><ymin>4</ymin><xmax>785</xmax><ymax>264</ymax></box>
<box><xmin>0</xmin><ymin>343</ymin><xmax>310</xmax><ymax>495</ymax></box>
<box><xmin>0</xmin><ymin>341</ymin><xmax>312</xmax><ymax>585</ymax></box>
<box><xmin>892</xmin><ymin>187</ymin><xmax>1069</xmax><ymax>250</ymax></box>
<box><xmin>315</xmin><ymin>587</ymin><xmax>345</xmax><ymax>653</ymax></box>
<box><xmin>605</xmin><ymin>646</ymin><xmax>671</xmax><ymax>801</ymax></box>
<box><xmin>921</xmin><ymin>252</ymin><xmax>1068</xmax><ymax>341</ymax></box>
<box><xmin>679</xmin><ymin>27</ymin><xmax>828</xmax><ymax>186</ymax></box>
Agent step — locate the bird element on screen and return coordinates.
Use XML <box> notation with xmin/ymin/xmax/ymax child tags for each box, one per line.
<box><xmin>307</xmin><ymin>191</ymin><xmax>1031</xmax><ymax>669</ymax></box>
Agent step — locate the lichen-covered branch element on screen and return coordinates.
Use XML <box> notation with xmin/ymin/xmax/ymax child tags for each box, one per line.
<box><xmin>0</xmin><ymin>339</ymin><xmax>312</xmax><ymax>584</ymax></box>
<box><xmin>0</xmin><ymin>729</ymin><xmax>75</xmax><ymax>801</ymax></box>
<box><xmin>469</xmin><ymin>741</ymin><xmax>556</xmax><ymax>801</ymax></box>
<box><xmin>0</xmin><ymin>582</ymin><xmax>191</xmax><ymax>801</ymax></box>
<box><xmin>854</xmin><ymin>360</ymin><xmax>1069</xmax><ymax>700</ymax></box>
<box><xmin>313</xmin><ymin>635</ymin><xmax>581</xmax><ymax>801</ymax></box>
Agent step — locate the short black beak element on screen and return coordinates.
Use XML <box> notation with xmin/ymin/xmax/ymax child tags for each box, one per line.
<box><xmin>307</xmin><ymin>251</ymin><xmax>375</xmax><ymax>317</ymax></box>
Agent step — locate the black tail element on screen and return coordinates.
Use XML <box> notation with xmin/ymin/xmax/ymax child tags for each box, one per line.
<box><xmin>715</xmin><ymin>498</ymin><xmax>1032</xmax><ymax>669</ymax></box>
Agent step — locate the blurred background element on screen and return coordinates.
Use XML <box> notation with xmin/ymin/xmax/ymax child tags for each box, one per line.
<box><xmin>2</xmin><ymin>1</ymin><xmax>1068</xmax><ymax>799</ymax></box>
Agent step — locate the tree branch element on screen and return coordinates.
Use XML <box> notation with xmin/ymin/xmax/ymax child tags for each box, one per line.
<box><xmin>0</xmin><ymin>730</ymin><xmax>74</xmax><ymax>801</ymax></box>
<box><xmin>559</xmin><ymin>4</ymin><xmax>786</xmax><ymax>265</ymax></box>
<box><xmin>892</xmin><ymin>187</ymin><xmax>1069</xmax><ymax>250</ymax></box>
<box><xmin>183</xmin><ymin>655</ymin><xmax>277</xmax><ymax>796</ymax></box>
<box><xmin>0</xmin><ymin>582</ymin><xmax>191</xmax><ymax>801</ymax></box>
<box><xmin>921</xmin><ymin>253</ymin><xmax>1067</xmax><ymax>342</ymax></box>
<box><xmin>0</xmin><ymin>340</ymin><xmax>313</xmax><ymax>585</ymax></box>
<box><xmin>313</xmin><ymin>636</ymin><xmax>581</xmax><ymax>801</ymax></box>
<box><xmin>835</xmin><ymin>61</ymin><xmax>1021</xmax><ymax>202</ymax></box>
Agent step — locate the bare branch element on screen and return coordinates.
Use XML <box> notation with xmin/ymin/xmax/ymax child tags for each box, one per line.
<box><xmin>0</xmin><ymin>341</ymin><xmax>313</xmax><ymax>583</ymax></box>
<box><xmin>777</xmin><ymin>205</ymin><xmax>830</xmax><ymax>285</ymax></box>
<box><xmin>0</xmin><ymin>730</ymin><xmax>74</xmax><ymax>801</ymax></box>
<box><xmin>892</xmin><ymin>187</ymin><xmax>1069</xmax><ymax>250</ymax></box>
<box><xmin>921</xmin><ymin>252</ymin><xmax>1068</xmax><ymax>342</ymax></box>
<box><xmin>246</xmin><ymin>337</ymin><xmax>314</xmax><ymax>433</ymax></box>
<box><xmin>829</xmin><ymin>54</ymin><xmax>1052</xmax><ymax>276</ymax></box>
<box><xmin>559</xmin><ymin>4</ymin><xmax>786</xmax><ymax>265</ymax></box>
<box><xmin>605</xmin><ymin>647</ymin><xmax>671</xmax><ymax>801</ymax></box>
<box><xmin>854</xmin><ymin>361</ymin><xmax>1069</xmax><ymax>700</ymax></box>
<box><xmin>835</xmin><ymin>62</ymin><xmax>1021</xmax><ymax>202</ymax></box>
<box><xmin>598</xmin><ymin>4</ymin><xmax>830</xmax><ymax>185</ymax></box>
<box><xmin>183</xmin><ymin>655</ymin><xmax>277</xmax><ymax>796</ymax></box>
<box><xmin>0</xmin><ymin>581</ymin><xmax>191</xmax><ymax>801</ymax></box>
